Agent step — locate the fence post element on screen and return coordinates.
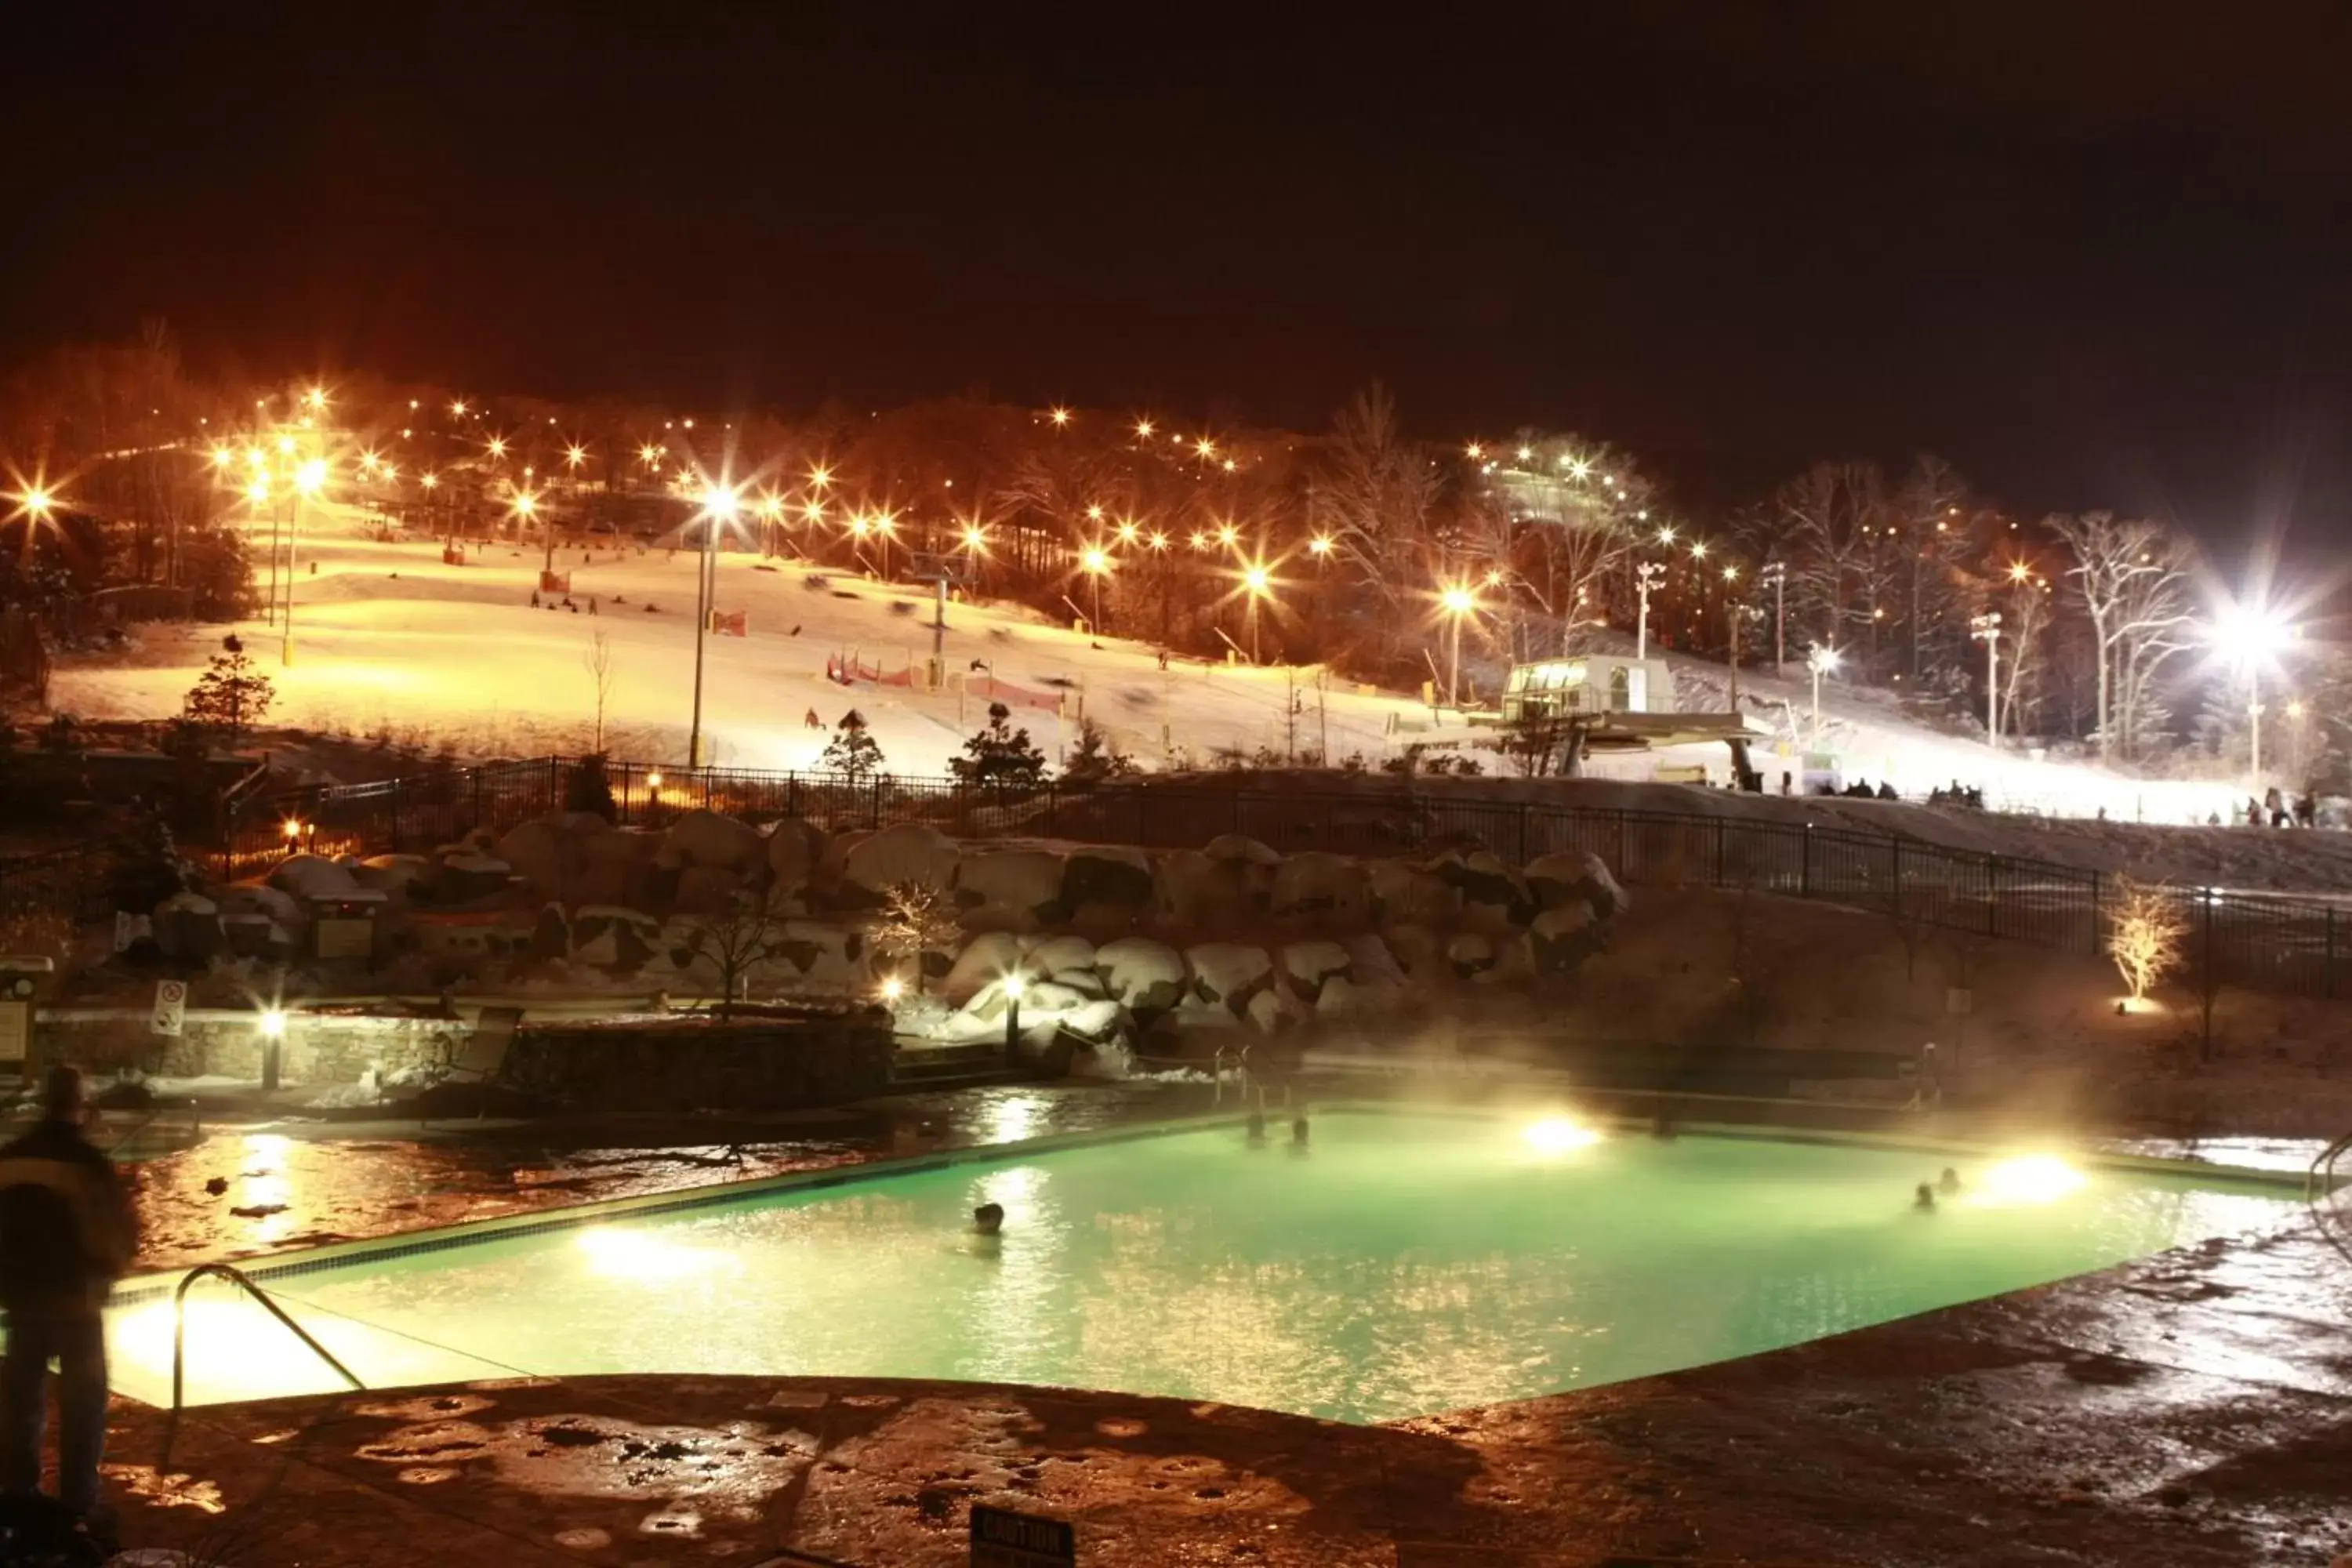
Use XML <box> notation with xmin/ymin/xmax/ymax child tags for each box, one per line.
<box><xmin>1617</xmin><ymin>810</ymin><xmax>1628</xmax><ymax>877</ymax></box>
<box><xmin>869</xmin><ymin>777</ymin><xmax>883</xmax><ymax>829</ymax></box>
<box><xmin>1889</xmin><ymin>837</ymin><xmax>1903</xmax><ymax>918</ymax></box>
<box><xmin>1986</xmin><ymin>856</ymin><xmax>2000</xmax><ymax>938</ymax></box>
<box><xmin>1714</xmin><ymin>818</ymin><xmax>1726</xmax><ymax>886</ymax></box>
<box><xmin>1799</xmin><ymin>825</ymin><xmax>1811</xmax><ymax>898</ymax></box>
<box><xmin>1518</xmin><ymin>804</ymin><xmax>1531</xmax><ymax>867</ymax></box>
<box><xmin>2200</xmin><ymin>886</ymin><xmax>2216</xmax><ymax>1008</ymax></box>
<box><xmin>2089</xmin><ymin>876</ymin><xmax>2101</xmax><ymax>958</ymax></box>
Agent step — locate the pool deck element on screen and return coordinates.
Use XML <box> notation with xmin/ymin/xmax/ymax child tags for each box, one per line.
<box><xmin>93</xmin><ymin>1211</ymin><xmax>2352</xmax><ymax>1566</ymax></box>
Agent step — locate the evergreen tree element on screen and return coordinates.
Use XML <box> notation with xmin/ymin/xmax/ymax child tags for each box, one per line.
<box><xmin>1060</xmin><ymin>716</ymin><xmax>1136</xmax><ymax>788</ymax></box>
<box><xmin>822</xmin><ymin>709</ymin><xmax>885</xmax><ymax>782</ymax></box>
<box><xmin>564</xmin><ymin>752</ymin><xmax>619</xmax><ymax>821</ymax></box>
<box><xmin>952</xmin><ymin>702</ymin><xmax>1047</xmax><ymax>797</ymax></box>
<box><xmin>182</xmin><ymin>638</ymin><xmax>274</xmax><ymax>746</ymax></box>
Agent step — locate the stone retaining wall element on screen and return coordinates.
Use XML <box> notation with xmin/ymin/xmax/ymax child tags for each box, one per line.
<box><xmin>505</xmin><ymin>1016</ymin><xmax>893</xmax><ymax>1112</ymax></box>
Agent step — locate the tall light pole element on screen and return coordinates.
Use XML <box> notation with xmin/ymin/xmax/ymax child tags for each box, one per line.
<box><xmin>1807</xmin><ymin>643</ymin><xmax>1840</xmax><ymax>739</ymax></box>
<box><xmin>1243</xmin><ymin>564</ymin><xmax>1272</xmax><ymax>664</ymax></box>
<box><xmin>1970</xmin><ymin>611</ymin><xmax>2002</xmax><ymax>748</ymax></box>
<box><xmin>1082</xmin><ymin>546</ymin><xmax>1112</xmax><ymax>632</ymax></box>
<box><xmin>1635</xmin><ymin>561</ymin><xmax>1664</xmax><ymax>660</ymax></box>
<box><xmin>1440</xmin><ymin>584</ymin><xmax>1476</xmax><ymax>709</ymax></box>
<box><xmin>1721</xmin><ymin>563</ymin><xmax>1744</xmax><ymax>709</ymax></box>
<box><xmin>281</xmin><ymin>459</ymin><xmax>325</xmax><ymax>667</ymax></box>
<box><xmin>1761</xmin><ymin>560</ymin><xmax>1787</xmax><ymax>674</ymax></box>
<box><xmin>2212</xmin><ymin>603</ymin><xmax>2296</xmax><ymax>788</ymax></box>
<box><xmin>688</xmin><ymin>483</ymin><xmax>739</xmax><ymax>769</ymax></box>
<box><xmin>519</xmin><ymin>491</ymin><xmax>547</xmax><ymax>575</ymax></box>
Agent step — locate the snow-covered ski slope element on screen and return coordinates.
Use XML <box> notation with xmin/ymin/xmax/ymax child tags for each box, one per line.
<box><xmin>51</xmin><ymin>504</ymin><xmax>2244</xmax><ymax>825</ymax></box>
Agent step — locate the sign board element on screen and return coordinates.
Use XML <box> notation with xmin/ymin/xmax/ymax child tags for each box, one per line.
<box><xmin>315</xmin><ymin>917</ymin><xmax>376</xmax><ymax>961</ymax></box>
<box><xmin>151</xmin><ymin>980</ymin><xmax>187</xmax><ymax>1039</ymax></box>
<box><xmin>710</xmin><ymin>608</ymin><xmax>748</xmax><ymax>637</ymax></box>
<box><xmin>1945</xmin><ymin>987</ymin><xmax>1973</xmax><ymax>1017</ymax></box>
<box><xmin>970</xmin><ymin>1504</ymin><xmax>1074</xmax><ymax>1567</ymax></box>
<box><xmin>0</xmin><ymin>1002</ymin><xmax>27</xmax><ymax>1065</ymax></box>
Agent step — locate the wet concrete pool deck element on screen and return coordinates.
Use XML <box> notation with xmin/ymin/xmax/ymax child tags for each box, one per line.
<box><xmin>79</xmin><ymin>1083</ymin><xmax>2352</xmax><ymax>1566</ymax></box>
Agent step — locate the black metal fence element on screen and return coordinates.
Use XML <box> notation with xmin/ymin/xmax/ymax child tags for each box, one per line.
<box><xmin>0</xmin><ymin>842</ymin><xmax>117</xmax><ymax>931</ymax></box>
<box><xmin>205</xmin><ymin>754</ymin><xmax>2352</xmax><ymax>1005</ymax></box>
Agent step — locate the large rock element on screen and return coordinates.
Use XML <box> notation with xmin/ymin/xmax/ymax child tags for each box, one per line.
<box><xmin>575</xmin><ymin>828</ymin><xmax>662</xmax><ymax>909</ymax></box>
<box><xmin>1200</xmin><ymin>834</ymin><xmax>1278</xmax><ymax>915</ymax></box>
<box><xmin>350</xmin><ymin>854</ymin><xmax>435</xmax><ymax>900</ymax></box>
<box><xmin>1269</xmin><ymin>851</ymin><xmax>1368</xmax><ymax>929</ymax></box>
<box><xmin>216</xmin><ymin>883</ymin><xmax>302</xmax><ymax>928</ymax></box>
<box><xmin>1446</xmin><ymin>931</ymin><xmax>1497</xmax><ymax>979</ymax></box>
<box><xmin>1525</xmin><ymin>850</ymin><xmax>1630</xmax><ymax>924</ymax></box>
<box><xmin>1245</xmin><ymin>987</ymin><xmax>1306</xmax><ymax>1035</ymax></box>
<box><xmin>268</xmin><ymin>855</ymin><xmax>365</xmax><ymax>901</ymax></box>
<box><xmin>769</xmin><ymin>919</ymin><xmax>869</xmax><ymax>993</ymax></box>
<box><xmin>1379</xmin><ymin>923</ymin><xmax>1446</xmax><ymax>982</ymax></box>
<box><xmin>1023</xmin><ymin>934</ymin><xmax>1098</xmax><ymax>983</ymax></box>
<box><xmin>673</xmin><ymin>863</ymin><xmax>750</xmax><ymax>915</ymax></box>
<box><xmin>1185</xmin><ymin>942</ymin><xmax>1273</xmax><ymax>1018</ymax></box>
<box><xmin>436</xmin><ymin>850</ymin><xmax>514</xmax><ymax>905</ymax></box>
<box><xmin>1530</xmin><ymin>902</ymin><xmax>1608</xmax><ymax>975</ymax></box>
<box><xmin>842</xmin><ymin>823</ymin><xmax>960</xmax><ymax>905</ymax></box>
<box><xmin>1061</xmin><ymin>846</ymin><xmax>1155</xmax><ymax>928</ymax></box>
<box><xmin>1424</xmin><ymin>849</ymin><xmax>1534</xmax><ymax>936</ymax></box>
<box><xmin>655</xmin><ymin>810</ymin><xmax>768</xmax><ymax>876</ymax></box>
<box><xmin>1366</xmin><ymin>860</ymin><xmax>1458</xmax><ymax>927</ymax></box>
<box><xmin>942</xmin><ymin>931</ymin><xmax>1025</xmax><ymax>1003</ymax></box>
<box><xmin>1094</xmin><ymin>937</ymin><xmax>1187</xmax><ymax>1016</ymax></box>
<box><xmin>570</xmin><ymin>905</ymin><xmax>666</xmax><ymax>976</ymax></box>
<box><xmin>955</xmin><ymin>849</ymin><xmax>1066</xmax><ymax>932</ymax></box>
<box><xmin>1340</xmin><ymin>932</ymin><xmax>1408</xmax><ymax>992</ymax></box>
<box><xmin>1276</xmin><ymin>940</ymin><xmax>1352</xmax><ymax>1004</ymax></box>
<box><xmin>493</xmin><ymin>817</ymin><xmax>579</xmax><ymax>902</ymax></box>
<box><xmin>152</xmin><ymin>891</ymin><xmax>223</xmax><ymax>965</ymax></box>
<box><xmin>763</xmin><ymin>818</ymin><xmax>828</xmax><ymax>909</ymax></box>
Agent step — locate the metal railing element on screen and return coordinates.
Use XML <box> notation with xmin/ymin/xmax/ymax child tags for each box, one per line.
<box><xmin>205</xmin><ymin>755</ymin><xmax>2352</xmax><ymax>1004</ymax></box>
<box><xmin>171</xmin><ymin>1262</ymin><xmax>365</xmax><ymax>1413</ymax></box>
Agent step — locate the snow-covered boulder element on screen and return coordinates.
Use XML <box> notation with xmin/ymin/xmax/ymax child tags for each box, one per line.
<box><xmin>1061</xmin><ymin>845</ymin><xmax>1155</xmax><ymax>927</ymax></box>
<box><xmin>1379</xmin><ymin>923</ymin><xmax>1446</xmax><ymax>982</ymax></box>
<box><xmin>1202</xmin><ymin>833</ymin><xmax>1280</xmax><ymax>867</ymax></box>
<box><xmin>1530</xmin><ymin>903</ymin><xmax>1607</xmax><ymax>975</ymax></box>
<box><xmin>1473</xmin><ymin>932</ymin><xmax>1535</xmax><ymax>985</ymax></box>
<box><xmin>1245</xmin><ymin>987</ymin><xmax>1306</xmax><ymax>1035</ymax></box>
<box><xmin>1094</xmin><ymin>937</ymin><xmax>1188</xmax><ymax>1016</ymax></box>
<box><xmin>1425</xmin><ymin>849</ymin><xmax>1533</xmax><ymax>935</ymax></box>
<box><xmin>1269</xmin><ymin>851</ymin><xmax>1368</xmax><ymax>929</ymax></box>
<box><xmin>655</xmin><ymin>810</ymin><xmax>767</xmax><ymax>876</ymax></box>
<box><xmin>575</xmin><ymin>828</ymin><xmax>662</xmax><ymax>908</ymax></box>
<box><xmin>268</xmin><ymin>855</ymin><xmax>365</xmax><ymax>901</ymax></box>
<box><xmin>1315</xmin><ymin>975</ymin><xmax>1371</xmax><ymax>1018</ymax></box>
<box><xmin>524</xmin><ymin>902</ymin><xmax>571</xmax><ymax>965</ymax></box>
<box><xmin>569</xmin><ymin>905</ymin><xmax>666</xmax><ymax>976</ymax></box>
<box><xmin>435</xmin><ymin>850</ymin><xmax>514</xmax><ymax>904</ymax></box>
<box><xmin>1446</xmin><ymin>931</ymin><xmax>1497</xmax><ymax>979</ymax></box>
<box><xmin>1340</xmin><ymin>932</ymin><xmax>1408</xmax><ymax>992</ymax></box>
<box><xmin>763</xmin><ymin>818</ymin><xmax>828</xmax><ymax>909</ymax></box>
<box><xmin>842</xmin><ymin>823</ymin><xmax>960</xmax><ymax>904</ymax></box>
<box><xmin>942</xmin><ymin>931</ymin><xmax>1025</xmax><ymax>1003</ymax></box>
<box><xmin>217</xmin><ymin>882</ymin><xmax>301</xmax><ymax>927</ymax></box>
<box><xmin>1200</xmin><ymin>834</ymin><xmax>1278</xmax><ymax>915</ymax></box>
<box><xmin>1057</xmin><ymin>998</ymin><xmax>1128</xmax><ymax>1046</ymax></box>
<box><xmin>673</xmin><ymin>864</ymin><xmax>750</xmax><ymax>915</ymax></box>
<box><xmin>768</xmin><ymin>919</ymin><xmax>868</xmax><ymax>992</ymax></box>
<box><xmin>1023</xmin><ymin>934</ymin><xmax>1097</xmax><ymax>981</ymax></box>
<box><xmin>350</xmin><ymin>854</ymin><xmax>435</xmax><ymax>900</ymax></box>
<box><xmin>1185</xmin><ymin>942</ymin><xmax>1273</xmax><ymax>1018</ymax></box>
<box><xmin>493</xmin><ymin>818</ymin><xmax>575</xmax><ymax>902</ymax></box>
<box><xmin>955</xmin><ymin>849</ymin><xmax>1066</xmax><ymax>932</ymax></box>
<box><xmin>1366</xmin><ymin>860</ymin><xmax>1458</xmax><ymax>927</ymax></box>
<box><xmin>1526</xmin><ymin>850</ymin><xmax>1630</xmax><ymax>924</ymax></box>
<box><xmin>152</xmin><ymin>891</ymin><xmax>223</xmax><ymax>964</ymax></box>
<box><xmin>959</xmin><ymin>975</ymin><xmax>1088</xmax><ymax>1024</ymax></box>
<box><xmin>1277</xmin><ymin>939</ymin><xmax>1352</xmax><ymax>1004</ymax></box>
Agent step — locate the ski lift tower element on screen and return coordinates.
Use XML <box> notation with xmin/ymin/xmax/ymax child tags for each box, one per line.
<box><xmin>908</xmin><ymin>550</ymin><xmax>972</xmax><ymax>690</ymax></box>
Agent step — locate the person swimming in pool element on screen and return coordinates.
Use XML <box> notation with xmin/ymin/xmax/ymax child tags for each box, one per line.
<box><xmin>972</xmin><ymin>1203</ymin><xmax>1004</xmax><ymax>1236</ymax></box>
<box><xmin>1913</xmin><ymin>1182</ymin><xmax>1936</xmax><ymax>1211</ymax></box>
<box><xmin>1938</xmin><ymin>1167</ymin><xmax>1962</xmax><ymax>1196</ymax></box>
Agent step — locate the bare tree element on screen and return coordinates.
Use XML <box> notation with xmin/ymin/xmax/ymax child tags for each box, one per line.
<box><xmin>2106</xmin><ymin>875</ymin><xmax>2187</xmax><ymax>1004</ymax></box>
<box><xmin>873</xmin><ymin>880</ymin><xmax>961</xmax><ymax>995</ymax></box>
<box><xmin>1316</xmin><ymin>384</ymin><xmax>1440</xmax><ymax>664</ymax></box>
<box><xmin>1997</xmin><ymin>569</ymin><xmax>2053</xmax><ymax>739</ymax></box>
<box><xmin>583</xmin><ymin>628</ymin><xmax>615</xmax><ymax>753</ymax></box>
<box><xmin>673</xmin><ymin>901</ymin><xmax>788</xmax><ymax>1022</ymax></box>
<box><xmin>2049</xmin><ymin>513</ymin><xmax>2194</xmax><ymax>761</ymax></box>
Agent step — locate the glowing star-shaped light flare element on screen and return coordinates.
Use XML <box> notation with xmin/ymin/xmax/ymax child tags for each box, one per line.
<box><xmin>1082</xmin><ymin>548</ymin><xmax>1112</xmax><ymax>575</ymax></box>
<box><xmin>420</xmin><ymin>473</ymin><xmax>439</xmax><ymax>491</ymax></box>
<box><xmin>564</xmin><ymin>445</ymin><xmax>587</xmax><ymax>469</ymax></box>
<box><xmin>1522</xmin><ymin>1116</ymin><xmax>1601</xmax><ymax>1155</ymax></box>
<box><xmin>961</xmin><ymin>524</ymin><xmax>989</xmax><ymax>554</ymax></box>
<box><xmin>485</xmin><ymin>436</ymin><xmax>508</xmax><ymax>460</ymax></box>
<box><xmin>1308</xmin><ymin>535</ymin><xmax>1332</xmax><ymax>557</ymax></box>
<box><xmin>1242</xmin><ymin>564</ymin><xmax>1272</xmax><ymax>597</ymax></box>
<box><xmin>1440</xmin><ymin>586</ymin><xmax>1476</xmax><ymax>616</ymax></box>
<box><xmin>294</xmin><ymin>459</ymin><xmax>328</xmax><ymax>495</ymax></box>
<box><xmin>1134</xmin><ymin>418</ymin><xmax>1156</xmax><ymax>439</ymax></box>
<box><xmin>1049</xmin><ymin>406</ymin><xmax>1072</xmax><ymax>427</ymax></box>
<box><xmin>808</xmin><ymin>464</ymin><xmax>832</xmax><ymax>490</ymax></box>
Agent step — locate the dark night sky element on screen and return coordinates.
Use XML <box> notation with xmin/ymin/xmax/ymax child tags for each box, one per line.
<box><xmin>8</xmin><ymin>2</ymin><xmax>2352</xmax><ymax>549</ymax></box>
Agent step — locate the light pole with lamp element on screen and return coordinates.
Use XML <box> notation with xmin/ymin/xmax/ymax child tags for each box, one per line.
<box><xmin>688</xmin><ymin>483</ymin><xmax>739</xmax><ymax>769</ymax></box>
<box><xmin>1760</xmin><ymin>560</ymin><xmax>1787</xmax><ymax>674</ymax></box>
<box><xmin>1970</xmin><ymin>611</ymin><xmax>2002</xmax><ymax>748</ymax></box>
<box><xmin>1635</xmin><ymin>561</ymin><xmax>1664</xmax><ymax>660</ymax></box>
<box><xmin>1439</xmin><ymin>584</ymin><xmax>1476</xmax><ymax>710</ymax></box>
<box><xmin>2212</xmin><ymin>604</ymin><xmax>2296</xmax><ymax>786</ymax></box>
<box><xmin>1243</xmin><ymin>564</ymin><xmax>1272</xmax><ymax>664</ymax></box>
<box><xmin>1807</xmin><ymin>643</ymin><xmax>1841</xmax><ymax>739</ymax></box>
<box><xmin>281</xmin><ymin>459</ymin><xmax>326</xmax><ymax>667</ymax></box>
<box><xmin>1082</xmin><ymin>546</ymin><xmax>1112</xmax><ymax>633</ymax></box>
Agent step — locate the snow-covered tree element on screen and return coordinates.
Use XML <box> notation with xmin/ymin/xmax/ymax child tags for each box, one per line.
<box><xmin>821</xmin><ymin>709</ymin><xmax>884</xmax><ymax>782</ymax></box>
<box><xmin>182</xmin><ymin>640</ymin><xmax>274</xmax><ymax>746</ymax></box>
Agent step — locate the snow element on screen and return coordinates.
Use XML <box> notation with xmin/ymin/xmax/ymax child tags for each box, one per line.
<box><xmin>49</xmin><ymin>503</ymin><xmax>2251</xmax><ymax>829</ymax></box>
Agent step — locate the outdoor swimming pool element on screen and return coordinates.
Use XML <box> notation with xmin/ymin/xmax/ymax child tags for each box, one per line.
<box><xmin>111</xmin><ymin>1110</ymin><xmax>2296</xmax><ymax>1421</ymax></box>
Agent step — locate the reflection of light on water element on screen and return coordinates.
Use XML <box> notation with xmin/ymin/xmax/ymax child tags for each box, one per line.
<box><xmin>575</xmin><ymin>1226</ymin><xmax>731</xmax><ymax>1281</ymax></box>
<box><xmin>985</xmin><ymin>1093</ymin><xmax>1050</xmax><ymax>1144</ymax></box>
<box><xmin>1522</xmin><ymin>1117</ymin><xmax>1601</xmax><ymax>1156</ymax></box>
<box><xmin>1971</xmin><ymin>1154</ymin><xmax>2088</xmax><ymax>1207</ymax></box>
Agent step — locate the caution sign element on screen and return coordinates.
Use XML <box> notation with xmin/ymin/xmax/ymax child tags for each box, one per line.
<box><xmin>970</xmin><ymin>1504</ymin><xmax>1074</xmax><ymax>1567</ymax></box>
<box><xmin>151</xmin><ymin>979</ymin><xmax>188</xmax><ymax>1038</ymax></box>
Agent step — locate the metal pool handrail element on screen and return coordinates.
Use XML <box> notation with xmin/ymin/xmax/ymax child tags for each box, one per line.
<box><xmin>171</xmin><ymin>1262</ymin><xmax>365</xmax><ymax>1412</ymax></box>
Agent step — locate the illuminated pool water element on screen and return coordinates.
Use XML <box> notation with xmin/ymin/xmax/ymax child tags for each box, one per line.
<box><xmin>111</xmin><ymin>1112</ymin><xmax>2295</xmax><ymax>1421</ymax></box>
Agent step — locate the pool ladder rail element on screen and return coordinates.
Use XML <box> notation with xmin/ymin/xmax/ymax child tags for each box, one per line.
<box><xmin>169</xmin><ymin>1262</ymin><xmax>366</xmax><ymax>1414</ymax></box>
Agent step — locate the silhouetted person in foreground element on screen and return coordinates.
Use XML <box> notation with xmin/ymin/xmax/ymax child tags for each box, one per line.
<box><xmin>0</xmin><ymin>1066</ymin><xmax>136</xmax><ymax>1526</ymax></box>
